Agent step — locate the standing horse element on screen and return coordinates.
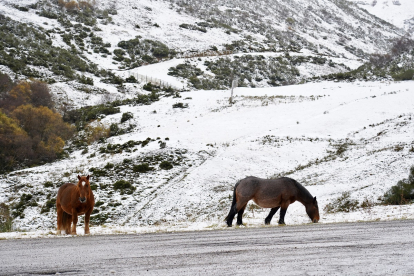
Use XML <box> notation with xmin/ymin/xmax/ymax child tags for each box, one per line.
<box><xmin>56</xmin><ymin>175</ymin><xmax>95</xmax><ymax>235</ymax></box>
<box><xmin>226</xmin><ymin>176</ymin><xmax>319</xmax><ymax>227</ymax></box>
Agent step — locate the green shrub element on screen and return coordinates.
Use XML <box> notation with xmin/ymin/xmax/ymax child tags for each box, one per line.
<box><xmin>121</xmin><ymin>112</ymin><xmax>133</xmax><ymax>123</ymax></box>
<box><xmin>324</xmin><ymin>192</ymin><xmax>359</xmax><ymax>213</ymax></box>
<box><xmin>143</xmin><ymin>82</ymin><xmax>158</xmax><ymax>92</ymax></box>
<box><xmin>78</xmin><ymin>75</ymin><xmax>94</xmax><ymax>85</ymax></box>
<box><xmin>393</xmin><ymin>69</ymin><xmax>414</xmax><ymax>81</ymax></box>
<box><xmin>159</xmin><ymin>161</ymin><xmax>173</xmax><ymax>170</ymax></box>
<box><xmin>125</xmin><ymin>75</ymin><xmax>137</xmax><ymax>83</ymax></box>
<box><xmin>95</xmin><ymin>201</ymin><xmax>105</xmax><ymax>207</ymax></box>
<box><xmin>172</xmin><ymin>102</ymin><xmax>188</xmax><ymax>109</ymax></box>
<box><xmin>133</xmin><ymin>163</ymin><xmax>152</xmax><ymax>173</ymax></box>
<box><xmin>43</xmin><ymin>181</ymin><xmax>54</xmax><ymax>188</ymax></box>
<box><xmin>90</xmin><ymin>213</ymin><xmax>108</xmax><ymax>225</ymax></box>
<box><xmin>90</xmin><ymin>167</ymin><xmax>107</xmax><ymax>177</ymax></box>
<box><xmin>113</xmin><ymin>180</ymin><xmax>135</xmax><ymax>194</ymax></box>
<box><xmin>12</xmin><ymin>194</ymin><xmax>38</xmax><ymax>218</ymax></box>
<box><xmin>109</xmin><ymin>123</ymin><xmax>120</xmax><ymax>136</ymax></box>
<box><xmin>40</xmin><ymin>198</ymin><xmax>56</xmax><ymax>214</ymax></box>
<box><xmin>383</xmin><ymin>166</ymin><xmax>414</xmax><ymax>205</ymax></box>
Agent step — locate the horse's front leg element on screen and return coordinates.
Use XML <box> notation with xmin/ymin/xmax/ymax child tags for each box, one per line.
<box><xmin>71</xmin><ymin>209</ymin><xmax>78</xmax><ymax>235</ymax></box>
<box><xmin>278</xmin><ymin>207</ymin><xmax>288</xmax><ymax>225</ymax></box>
<box><xmin>84</xmin><ymin>209</ymin><xmax>92</xmax><ymax>235</ymax></box>
<box><xmin>265</xmin><ymin>207</ymin><xmax>280</xmax><ymax>225</ymax></box>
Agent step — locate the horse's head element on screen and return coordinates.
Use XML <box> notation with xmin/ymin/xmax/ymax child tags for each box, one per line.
<box><xmin>77</xmin><ymin>175</ymin><xmax>91</xmax><ymax>203</ymax></box>
<box><xmin>306</xmin><ymin>196</ymin><xmax>320</xmax><ymax>223</ymax></box>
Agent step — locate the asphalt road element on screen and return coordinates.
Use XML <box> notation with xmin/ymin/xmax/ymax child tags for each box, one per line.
<box><xmin>1</xmin><ymin>220</ymin><xmax>414</xmax><ymax>276</ymax></box>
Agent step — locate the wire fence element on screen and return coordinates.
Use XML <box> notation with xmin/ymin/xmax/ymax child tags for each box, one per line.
<box><xmin>123</xmin><ymin>50</ymin><xmax>235</xmax><ymax>91</ymax></box>
<box><xmin>127</xmin><ymin>72</ymin><xmax>183</xmax><ymax>90</ymax></box>
<box><xmin>177</xmin><ymin>50</ymin><xmax>234</xmax><ymax>59</ymax></box>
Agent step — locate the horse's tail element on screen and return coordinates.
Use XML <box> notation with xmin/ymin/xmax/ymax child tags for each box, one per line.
<box><xmin>62</xmin><ymin>211</ymin><xmax>70</xmax><ymax>231</ymax></box>
<box><xmin>224</xmin><ymin>180</ymin><xmax>241</xmax><ymax>221</ymax></box>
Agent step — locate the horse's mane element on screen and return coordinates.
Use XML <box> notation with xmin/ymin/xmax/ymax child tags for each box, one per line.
<box><xmin>291</xmin><ymin>179</ymin><xmax>314</xmax><ymax>202</ymax></box>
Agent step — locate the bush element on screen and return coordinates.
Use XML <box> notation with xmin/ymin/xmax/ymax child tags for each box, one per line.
<box><xmin>90</xmin><ymin>167</ymin><xmax>107</xmax><ymax>177</ymax></box>
<box><xmin>133</xmin><ymin>163</ymin><xmax>152</xmax><ymax>173</ymax></box>
<box><xmin>172</xmin><ymin>102</ymin><xmax>188</xmax><ymax>109</ymax></box>
<box><xmin>324</xmin><ymin>192</ymin><xmax>359</xmax><ymax>213</ymax></box>
<box><xmin>40</xmin><ymin>198</ymin><xmax>56</xmax><ymax>214</ymax></box>
<box><xmin>125</xmin><ymin>75</ymin><xmax>137</xmax><ymax>83</ymax></box>
<box><xmin>383</xmin><ymin>166</ymin><xmax>414</xmax><ymax>205</ymax></box>
<box><xmin>159</xmin><ymin>161</ymin><xmax>173</xmax><ymax>170</ymax></box>
<box><xmin>120</xmin><ymin>112</ymin><xmax>133</xmax><ymax>123</ymax></box>
<box><xmin>143</xmin><ymin>82</ymin><xmax>158</xmax><ymax>92</ymax></box>
<box><xmin>0</xmin><ymin>79</ymin><xmax>74</xmax><ymax>172</ymax></box>
<box><xmin>12</xmin><ymin>194</ymin><xmax>38</xmax><ymax>218</ymax></box>
<box><xmin>113</xmin><ymin>180</ymin><xmax>135</xmax><ymax>194</ymax></box>
<box><xmin>109</xmin><ymin>123</ymin><xmax>120</xmax><ymax>136</ymax></box>
<box><xmin>393</xmin><ymin>69</ymin><xmax>414</xmax><ymax>81</ymax></box>
<box><xmin>90</xmin><ymin>213</ymin><xmax>108</xmax><ymax>225</ymax></box>
<box><xmin>43</xmin><ymin>181</ymin><xmax>54</xmax><ymax>188</ymax></box>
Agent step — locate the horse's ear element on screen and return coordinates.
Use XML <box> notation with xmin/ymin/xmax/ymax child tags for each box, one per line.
<box><xmin>86</xmin><ymin>175</ymin><xmax>90</xmax><ymax>181</ymax></box>
<box><xmin>77</xmin><ymin>175</ymin><xmax>81</xmax><ymax>180</ymax></box>
<box><xmin>313</xmin><ymin>196</ymin><xmax>317</xmax><ymax>203</ymax></box>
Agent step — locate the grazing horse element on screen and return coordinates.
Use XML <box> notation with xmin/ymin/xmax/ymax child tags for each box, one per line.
<box><xmin>56</xmin><ymin>175</ymin><xmax>95</xmax><ymax>235</ymax></box>
<box><xmin>226</xmin><ymin>176</ymin><xmax>319</xmax><ymax>227</ymax></box>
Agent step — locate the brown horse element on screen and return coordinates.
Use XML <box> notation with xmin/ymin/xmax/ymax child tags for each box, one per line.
<box><xmin>226</xmin><ymin>176</ymin><xmax>319</xmax><ymax>227</ymax></box>
<box><xmin>56</xmin><ymin>175</ymin><xmax>95</xmax><ymax>235</ymax></box>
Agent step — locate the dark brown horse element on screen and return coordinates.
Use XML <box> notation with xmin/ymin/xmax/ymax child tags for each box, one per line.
<box><xmin>226</xmin><ymin>176</ymin><xmax>319</xmax><ymax>227</ymax></box>
<box><xmin>56</xmin><ymin>175</ymin><xmax>95</xmax><ymax>235</ymax></box>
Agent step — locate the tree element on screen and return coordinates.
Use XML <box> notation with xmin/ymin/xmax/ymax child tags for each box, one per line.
<box><xmin>5</xmin><ymin>81</ymin><xmax>32</xmax><ymax>111</ymax></box>
<box><xmin>30</xmin><ymin>80</ymin><xmax>53</xmax><ymax>108</ymax></box>
<box><xmin>11</xmin><ymin>105</ymin><xmax>74</xmax><ymax>162</ymax></box>
<box><xmin>0</xmin><ymin>111</ymin><xmax>32</xmax><ymax>171</ymax></box>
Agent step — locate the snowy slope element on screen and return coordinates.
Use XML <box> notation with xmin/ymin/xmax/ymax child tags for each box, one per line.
<box><xmin>0</xmin><ymin>0</ymin><xmax>413</xmax><ymax>239</ymax></box>
<box><xmin>347</xmin><ymin>0</ymin><xmax>414</xmax><ymax>33</ymax></box>
<box><xmin>1</xmin><ymin>80</ymin><xmax>414</xmax><ymax>238</ymax></box>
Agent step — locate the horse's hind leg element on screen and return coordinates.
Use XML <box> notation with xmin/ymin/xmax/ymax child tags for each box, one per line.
<box><xmin>265</xmin><ymin>207</ymin><xmax>280</xmax><ymax>225</ymax></box>
<box><xmin>236</xmin><ymin>204</ymin><xmax>247</xmax><ymax>226</ymax></box>
<box><xmin>64</xmin><ymin>213</ymin><xmax>72</xmax><ymax>234</ymax></box>
<box><xmin>226</xmin><ymin>203</ymin><xmax>237</xmax><ymax>227</ymax></box>
<box><xmin>226</xmin><ymin>200</ymin><xmax>247</xmax><ymax>227</ymax></box>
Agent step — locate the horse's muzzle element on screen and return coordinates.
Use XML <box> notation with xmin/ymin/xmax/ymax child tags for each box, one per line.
<box><xmin>313</xmin><ymin>219</ymin><xmax>319</xmax><ymax>223</ymax></box>
<box><xmin>79</xmin><ymin>197</ymin><xmax>86</xmax><ymax>203</ymax></box>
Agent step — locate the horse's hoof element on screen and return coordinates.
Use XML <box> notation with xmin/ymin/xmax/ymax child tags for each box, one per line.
<box><xmin>57</xmin><ymin>230</ymin><xmax>61</xmax><ymax>235</ymax></box>
<box><xmin>265</xmin><ymin>221</ymin><xmax>271</xmax><ymax>225</ymax></box>
<box><xmin>71</xmin><ymin>232</ymin><xmax>77</xmax><ymax>235</ymax></box>
<box><xmin>278</xmin><ymin>223</ymin><xmax>286</xmax><ymax>226</ymax></box>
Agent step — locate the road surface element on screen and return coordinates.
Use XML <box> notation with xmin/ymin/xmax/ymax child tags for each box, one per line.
<box><xmin>1</xmin><ymin>220</ymin><xmax>414</xmax><ymax>275</ymax></box>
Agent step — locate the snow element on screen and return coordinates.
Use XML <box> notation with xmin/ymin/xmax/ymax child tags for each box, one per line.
<box><xmin>0</xmin><ymin>0</ymin><xmax>413</xmax><ymax>239</ymax></box>
<box><xmin>347</xmin><ymin>0</ymin><xmax>414</xmax><ymax>32</ymax></box>
<box><xmin>1</xmin><ymin>80</ymin><xmax>414</xmax><ymax>239</ymax></box>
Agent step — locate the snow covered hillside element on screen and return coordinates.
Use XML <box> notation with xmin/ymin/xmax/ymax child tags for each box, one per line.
<box><xmin>347</xmin><ymin>0</ymin><xmax>414</xmax><ymax>34</ymax></box>
<box><xmin>1</xmin><ymin>80</ymin><xmax>414</xmax><ymax>238</ymax></box>
<box><xmin>0</xmin><ymin>0</ymin><xmax>407</xmax><ymax>105</ymax></box>
<box><xmin>0</xmin><ymin>0</ymin><xmax>413</xmax><ymax>238</ymax></box>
